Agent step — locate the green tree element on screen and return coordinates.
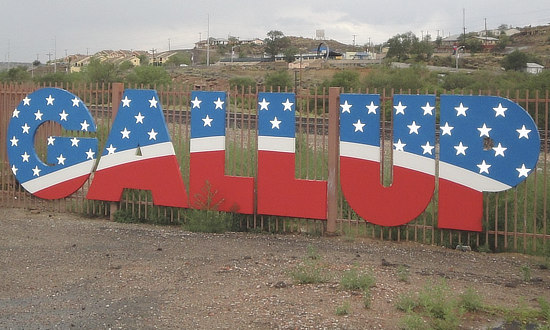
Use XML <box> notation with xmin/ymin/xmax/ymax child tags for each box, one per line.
<box><xmin>264</xmin><ymin>70</ymin><xmax>292</xmax><ymax>90</ymax></box>
<box><xmin>385</xmin><ymin>32</ymin><xmax>418</xmax><ymax>61</ymax></box>
<box><xmin>126</xmin><ymin>65</ymin><xmax>171</xmax><ymax>86</ymax></box>
<box><xmin>164</xmin><ymin>53</ymin><xmax>191</xmax><ymax>67</ymax></box>
<box><xmin>0</xmin><ymin>66</ymin><xmax>31</xmax><ymax>83</ymax></box>
<box><xmin>119</xmin><ymin>60</ymin><xmax>135</xmax><ymax>71</ymax></box>
<box><xmin>138</xmin><ymin>54</ymin><xmax>149</xmax><ymax>65</ymax></box>
<box><xmin>264</xmin><ymin>30</ymin><xmax>291</xmax><ymax>60</ymax></box>
<box><xmin>85</xmin><ymin>58</ymin><xmax>120</xmax><ymax>84</ymax></box>
<box><xmin>328</xmin><ymin>70</ymin><xmax>360</xmax><ymax>91</ymax></box>
<box><xmin>283</xmin><ymin>47</ymin><xmax>299</xmax><ymax>63</ymax></box>
<box><xmin>502</xmin><ymin>50</ymin><xmax>529</xmax><ymax>71</ymax></box>
<box><xmin>229</xmin><ymin>76</ymin><xmax>257</xmax><ymax>92</ymax></box>
<box><xmin>465</xmin><ymin>38</ymin><xmax>483</xmax><ymax>54</ymax></box>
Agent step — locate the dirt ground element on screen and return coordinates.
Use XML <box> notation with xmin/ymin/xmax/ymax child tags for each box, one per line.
<box><xmin>1</xmin><ymin>208</ymin><xmax>549</xmax><ymax>329</ymax></box>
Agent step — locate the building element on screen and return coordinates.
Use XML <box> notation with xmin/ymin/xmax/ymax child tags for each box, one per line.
<box><xmin>525</xmin><ymin>62</ymin><xmax>544</xmax><ymax>74</ymax></box>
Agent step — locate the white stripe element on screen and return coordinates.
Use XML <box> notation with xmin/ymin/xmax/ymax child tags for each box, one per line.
<box><xmin>339</xmin><ymin>141</ymin><xmax>379</xmax><ymax>162</ymax></box>
<box><xmin>22</xmin><ymin>160</ymin><xmax>96</xmax><ymax>193</ymax></box>
<box><xmin>96</xmin><ymin>142</ymin><xmax>175</xmax><ymax>171</ymax></box>
<box><xmin>190</xmin><ymin>136</ymin><xmax>225</xmax><ymax>153</ymax></box>
<box><xmin>258</xmin><ymin>136</ymin><xmax>295</xmax><ymax>153</ymax></box>
<box><xmin>394</xmin><ymin>151</ymin><xmax>435</xmax><ymax>176</ymax></box>
<box><xmin>439</xmin><ymin>161</ymin><xmax>511</xmax><ymax>192</ymax></box>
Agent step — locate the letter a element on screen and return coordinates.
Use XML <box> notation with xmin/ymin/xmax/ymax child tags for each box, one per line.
<box><xmin>87</xmin><ymin>89</ymin><xmax>188</xmax><ymax>207</ymax></box>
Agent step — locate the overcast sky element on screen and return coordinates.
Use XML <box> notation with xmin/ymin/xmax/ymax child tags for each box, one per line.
<box><xmin>1</xmin><ymin>0</ymin><xmax>549</xmax><ymax>63</ymax></box>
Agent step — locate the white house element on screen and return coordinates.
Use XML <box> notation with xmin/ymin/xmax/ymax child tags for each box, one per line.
<box><xmin>525</xmin><ymin>62</ymin><xmax>544</xmax><ymax>74</ymax></box>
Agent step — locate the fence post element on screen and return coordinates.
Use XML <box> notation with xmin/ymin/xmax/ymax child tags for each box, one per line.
<box><xmin>326</xmin><ymin>87</ymin><xmax>340</xmax><ymax>235</ymax></box>
<box><xmin>109</xmin><ymin>82</ymin><xmax>124</xmax><ymax>220</ymax></box>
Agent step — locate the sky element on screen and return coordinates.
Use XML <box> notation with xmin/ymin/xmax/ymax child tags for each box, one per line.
<box><xmin>1</xmin><ymin>0</ymin><xmax>549</xmax><ymax>63</ymax></box>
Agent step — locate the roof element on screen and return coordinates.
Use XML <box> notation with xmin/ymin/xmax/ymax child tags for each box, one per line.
<box><xmin>526</xmin><ymin>62</ymin><xmax>544</xmax><ymax>68</ymax></box>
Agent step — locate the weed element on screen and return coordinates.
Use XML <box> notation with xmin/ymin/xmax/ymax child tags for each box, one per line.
<box><xmin>458</xmin><ymin>287</ymin><xmax>484</xmax><ymax>313</ymax></box>
<box><xmin>363</xmin><ymin>288</ymin><xmax>372</xmax><ymax>309</ymax></box>
<box><xmin>335</xmin><ymin>300</ymin><xmax>351</xmax><ymax>316</ymax></box>
<box><xmin>339</xmin><ymin>267</ymin><xmax>375</xmax><ymax>291</ymax></box>
<box><xmin>112</xmin><ymin>209</ymin><xmax>144</xmax><ymax>224</ymax></box>
<box><xmin>397</xmin><ymin>265</ymin><xmax>410</xmax><ymax>283</ymax></box>
<box><xmin>396</xmin><ymin>292</ymin><xmax>419</xmax><ymax>312</ymax></box>
<box><xmin>521</xmin><ymin>264</ymin><xmax>532</xmax><ymax>282</ymax></box>
<box><xmin>538</xmin><ymin>297</ymin><xmax>550</xmax><ymax>321</ymax></box>
<box><xmin>398</xmin><ymin>312</ymin><xmax>426</xmax><ymax>330</ymax></box>
<box><xmin>289</xmin><ymin>245</ymin><xmax>329</xmax><ymax>284</ymax></box>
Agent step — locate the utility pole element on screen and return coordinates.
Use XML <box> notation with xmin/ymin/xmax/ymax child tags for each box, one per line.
<box><xmin>352</xmin><ymin>34</ymin><xmax>356</xmax><ymax>47</ymax></box>
<box><xmin>168</xmin><ymin>38</ymin><xmax>171</xmax><ymax>51</ymax></box>
<box><xmin>462</xmin><ymin>8</ymin><xmax>466</xmax><ymax>44</ymax></box>
<box><xmin>206</xmin><ymin>14</ymin><xmax>210</xmax><ymax>66</ymax></box>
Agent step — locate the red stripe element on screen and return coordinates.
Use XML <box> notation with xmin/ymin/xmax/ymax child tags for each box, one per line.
<box><xmin>33</xmin><ymin>174</ymin><xmax>90</xmax><ymax>200</ymax></box>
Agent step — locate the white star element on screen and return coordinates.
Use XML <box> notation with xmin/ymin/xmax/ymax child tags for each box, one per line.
<box><xmin>454</xmin><ymin>142</ymin><xmax>468</xmax><ymax>155</ymax></box>
<box><xmin>393</xmin><ymin>139</ymin><xmax>406</xmax><ymax>151</ymax></box>
<box><xmin>135</xmin><ymin>112</ymin><xmax>145</xmax><ymax>124</ymax></box>
<box><xmin>516</xmin><ymin>164</ymin><xmax>531</xmax><ymax>178</ymax></box>
<box><xmin>148</xmin><ymin>129</ymin><xmax>158</xmax><ymax>140</ymax></box>
<box><xmin>191</xmin><ymin>96</ymin><xmax>202</xmax><ymax>108</ymax></box>
<box><xmin>421</xmin><ymin>102</ymin><xmax>434</xmax><ymax>116</ymax></box>
<box><xmin>477</xmin><ymin>160</ymin><xmax>491</xmax><ymax>174</ymax></box>
<box><xmin>12</xmin><ymin>108</ymin><xmax>20</xmax><ymax>118</ymax></box>
<box><xmin>56</xmin><ymin>154</ymin><xmax>66</xmax><ymax>165</ymax></box>
<box><xmin>493</xmin><ymin>143</ymin><xmax>507</xmax><ymax>157</ymax></box>
<box><xmin>32</xmin><ymin>166</ymin><xmax>41</xmax><ymax>177</ymax></box>
<box><xmin>22</xmin><ymin>96</ymin><xmax>31</xmax><ymax>106</ymax></box>
<box><xmin>70</xmin><ymin>137</ymin><xmax>80</xmax><ymax>147</ymax></box>
<box><xmin>21</xmin><ymin>123</ymin><xmax>30</xmax><ymax>134</ymax></box>
<box><xmin>394</xmin><ymin>101</ymin><xmax>407</xmax><ymax>115</ymax></box>
<box><xmin>441</xmin><ymin>122</ymin><xmax>454</xmax><ymax>136</ymax></box>
<box><xmin>478</xmin><ymin>123</ymin><xmax>492</xmax><ymax>137</ymax></box>
<box><xmin>106</xmin><ymin>144</ymin><xmax>117</xmax><ymax>154</ymax></box>
<box><xmin>120</xmin><ymin>127</ymin><xmax>131</xmax><ymax>139</ymax></box>
<box><xmin>270</xmin><ymin>116</ymin><xmax>282</xmax><ymax>129</ymax></box>
<box><xmin>259</xmin><ymin>98</ymin><xmax>270</xmax><ymax>110</ymax></box>
<box><xmin>282</xmin><ymin>98</ymin><xmax>294</xmax><ymax>111</ymax></box>
<box><xmin>121</xmin><ymin>96</ymin><xmax>131</xmax><ymax>107</ymax></box>
<box><xmin>214</xmin><ymin>97</ymin><xmax>224</xmax><ymax>109</ymax></box>
<box><xmin>353</xmin><ymin>119</ymin><xmax>365</xmax><ymax>132</ymax></box>
<box><xmin>149</xmin><ymin>96</ymin><xmax>158</xmax><ymax>108</ymax></box>
<box><xmin>47</xmin><ymin>136</ymin><xmax>55</xmax><ymax>145</ymax></box>
<box><xmin>202</xmin><ymin>115</ymin><xmax>213</xmax><ymax>127</ymax></box>
<box><xmin>21</xmin><ymin>152</ymin><xmax>30</xmax><ymax>162</ymax></box>
<box><xmin>46</xmin><ymin>95</ymin><xmax>55</xmax><ymax>105</ymax></box>
<box><xmin>407</xmin><ymin>121</ymin><xmax>421</xmax><ymax>134</ymax></box>
<box><xmin>421</xmin><ymin>142</ymin><xmax>435</xmax><ymax>155</ymax></box>
<box><xmin>34</xmin><ymin>110</ymin><xmax>43</xmax><ymax>121</ymax></box>
<box><xmin>11</xmin><ymin>165</ymin><xmax>18</xmax><ymax>175</ymax></box>
<box><xmin>59</xmin><ymin>110</ymin><xmax>69</xmax><ymax>121</ymax></box>
<box><xmin>516</xmin><ymin>125</ymin><xmax>531</xmax><ymax>139</ymax></box>
<box><xmin>10</xmin><ymin>136</ymin><xmax>19</xmax><ymax>146</ymax></box>
<box><xmin>493</xmin><ymin>103</ymin><xmax>507</xmax><ymax>117</ymax></box>
<box><xmin>80</xmin><ymin>120</ymin><xmax>90</xmax><ymax>131</ymax></box>
<box><xmin>71</xmin><ymin>97</ymin><xmax>80</xmax><ymax>107</ymax></box>
<box><xmin>85</xmin><ymin>148</ymin><xmax>95</xmax><ymax>160</ymax></box>
<box><xmin>454</xmin><ymin>102</ymin><xmax>469</xmax><ymax>116</ymax></box>
<box><xmin>340</xmin><ymin>100</ymin><xmax>352</xmax><ymax>113</ymax></box>
<box><xmin>366</xmin><ymin>101</ymin><xmax>378</xmax><ymax>114</ymax></box>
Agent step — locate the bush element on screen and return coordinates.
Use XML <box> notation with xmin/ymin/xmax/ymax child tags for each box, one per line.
<box><xmin>339</xmin><ymin>267</ymin><xmax>375</xmax><ymax>291</ymax></box>
<box><xmin>264</xmin><ymin>70</ymin><xmax>293</xmax><ymax>90</ymax></box>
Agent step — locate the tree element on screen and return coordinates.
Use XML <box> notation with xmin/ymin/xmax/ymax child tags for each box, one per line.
<box><xmin>502</xmin><ymin>50</ymin><xmax>529</xmax><ymax>71</ymax></box>
<box><xmin>283</xmin><ymin>47</ymin><xmax>299</xmax><ymax>63</ymax></box>
<box><xmin>85</xmin><ymin>58</ymin><xmax>120</xmax><ymax>84</ymax></box>
<box><xmin>264</xmin><ymin>30</ymin><xmax>291</xmax><ymax>60</ymax></box>
<box><xmin>385</xmin><ymin>32</ymin><xmax>418</xmax><ymax>61</ymax></box>
<box><xmin>0</xmin><ymin>66</ymin><xmax>31</xmax><ymax>83</ymax></box>
<box><xmin>264</xmin><ymin>70</ymin><xmax>292</xmax><ymax>90</ymax></box>
<box><xmin>164</xmin><ymin>53</ymin><xmax>191</xmax><ymax>67</ymax></box>
<box><xmin>126</xmin><ymin>65</ymin><xmax>171</xmax><ymax>86</ymax></box>
<box><xmin>328</xmin><ymin>70</ymin><xmax>360</xmax><ymax>91</ymax></box>
<box><xmin>465</xmin><ymin>38</ymin><xmax>483</xmax><ymax>54</ymax></box>
<box><xmin>138</xmin><ymin>54</ymin><xmax>149</xmax><ymax>66</ymax></box>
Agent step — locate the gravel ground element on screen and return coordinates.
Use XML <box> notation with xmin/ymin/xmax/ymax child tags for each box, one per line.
<box><xmin>1</xmin><ymin>208</ymin><xmax>549</xmax><ymax>329</ymax></box>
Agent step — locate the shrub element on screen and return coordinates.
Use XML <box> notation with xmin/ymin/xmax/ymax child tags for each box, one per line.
<box><xmin>340</xmin><ymin>267</ymin><xmax>375</xmax><ymax>291</ymax></box>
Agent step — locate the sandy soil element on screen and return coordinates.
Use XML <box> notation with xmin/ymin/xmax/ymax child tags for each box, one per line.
<box><xmin>1</xmin><ymin>208</ymin><xmax>549</xmax><ymax>329</ymax></box>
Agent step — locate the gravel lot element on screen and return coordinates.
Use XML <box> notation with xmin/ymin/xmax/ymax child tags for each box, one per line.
<box><xmin>1</xmin><ymin>208</ymin><xmax>549</xmax><ymax>329</ymax></box>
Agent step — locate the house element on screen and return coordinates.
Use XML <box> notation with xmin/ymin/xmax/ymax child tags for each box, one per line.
<box><xmin>525</xmin><ymin>62</ymin><xmax>544</xmax><ymax>74</ymax></box>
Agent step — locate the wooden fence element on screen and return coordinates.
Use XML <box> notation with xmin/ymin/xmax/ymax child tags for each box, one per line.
<box><xmin>1</xmin><ymin>82</ymin><xmax>548</xmax><ymax>254</ymax></box>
